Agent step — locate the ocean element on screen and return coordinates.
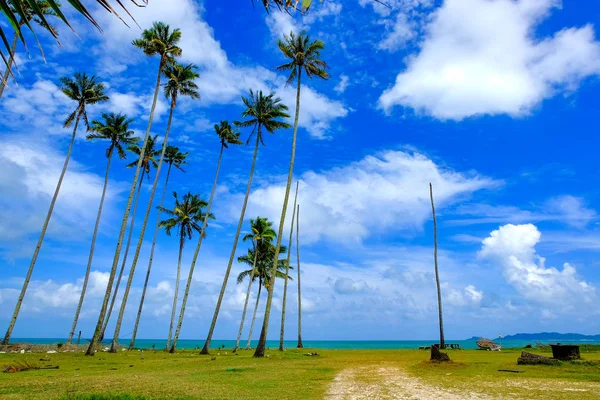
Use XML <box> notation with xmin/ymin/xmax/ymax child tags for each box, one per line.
<box><xmin>12</xmin><ymin>338</ymin><xmax>600</xmax><ymax>350</ymax></box>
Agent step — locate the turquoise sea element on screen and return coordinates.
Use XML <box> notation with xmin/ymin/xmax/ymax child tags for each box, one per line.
<box><xmin>13</xmin><ymin>338</ymin><xmax>600</xmax><ymax>350</ymax></box>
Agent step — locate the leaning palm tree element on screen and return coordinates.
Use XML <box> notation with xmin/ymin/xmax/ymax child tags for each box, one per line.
<box><xmin>99</xmin><ymin>136</ymin><xmax>159</xmax><ymax>342</ymax></box>
<box><xmin>66</xmin><ymin>113</ymin><xmax>136</xmax><ymax>345</ymax></box>
<box><xmin>158</xmin><ymin>192</ymin><xmax>212</xmax><ymax>351</ymax></box>
<box><xmin>87</xmin><ymin>22</ymin><xmax>182</xmax><ymax>356</ymax></box>
<box><xmin>129</xmin><ymin>145</ymin><xmax>188</xmax><ymax>350</ymax></box>
<box><xmin>296</xmin><ymin>203</ymin><xmax>303</xmax><ymax>348</ymax></box>
<box><xmin>233</xmin><ymin>217</ymin><xmax>277</xmax><ymax>353</ymax></box>
<box><xmin>254</xmin><ymin>32</ymin><xmax>328</xmax><ymax>358</ymax></box>
<box><xmin>0</xmin><ymin>1</ymin><xmax>59</xmax><ymax>100</ymax></box>
<box><xmin>238</xmin><ymin>241</ymin><xmax>290</xmax><ymax>350</ymax></box>
<box><xmin>430</xmin><ymin>183</ymin><xmax>445</xmax><ymax>349</ymax></box>
<box><xmin>279</xmin><ymin>182</ymin><xmax>299</xmax><ymax>351</ymax></box>
<box><xmin>200</xmin><ymin>90</ymin><xmax>290</xmax><ymax>355</ymax></box>
<box><xmin>169</xmin><ymin>121</ymin><xmax>242</xmax><ymax>353</ymax></box>
<box><xmin>109</xmin><ymin>62</ymin><xmax>199</xmax><ymax>353</ymax></box>
<box><xmin>2</xmin><ymin>73</ymin><xmax>107</xmax><ymax>345</ymax></box>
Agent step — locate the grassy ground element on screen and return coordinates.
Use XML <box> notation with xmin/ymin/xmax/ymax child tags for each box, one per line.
<box><xmin>1</xmin><ymin>347</ymin><xmax>599</xmax><ymax>399</ymax></box>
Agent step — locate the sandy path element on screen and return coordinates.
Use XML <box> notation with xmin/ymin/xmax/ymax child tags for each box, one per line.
<box><xmin>325</xmin><ymin>366</ymin><xmax>493</xmax><ymax>400</ymax></box>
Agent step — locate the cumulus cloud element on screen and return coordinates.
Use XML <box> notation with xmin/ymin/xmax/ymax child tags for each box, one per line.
<box><xmin>219</xmin><ymin>150</ymin><xmax>498</xmax><ymax>244</ymax></box>
<box><xmin>379</xmin><ymin>0</ymin><xmax>600</xmax><ymax>119</ymax></box>
<box><xmin>479</xmin><ymin>224</ymin><xmax>597</xmax><ymax>305</ymax></box>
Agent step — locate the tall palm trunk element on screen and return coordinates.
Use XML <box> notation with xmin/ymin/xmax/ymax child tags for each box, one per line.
<box><xmin>170</xmin><ymin>145</ymin><xmax>224</xmax><ymax>353</ymax></box>
<box><xmin>254</xmin><ymin>70</ymin><xmax>302</xmax><ymax>358</ymax></box>
<box><xmin>296</xmin><ymin>204</ymin><xmax>303</xmax><ymax>348</ymax></box>
<box><xmin>101</xmin><ymin>172</ymin><xmax>144</xmax><ymax>341</ymax></box>
<box><xmin>0</xmin><ymin>32</ymin><xmax>18</xmax><ymax>100</ymax></box>
<box><xmin>67</xmin><ymin>148</ymin><xmax>114</xmax><ymax>344</ymax></box>
<box><xmin>279</xmin><ymin>182</ymin><xmax>299</xmax><ymax>351</ymax></box>
<box><xmin>129</xmin><ymin>164</ymin><xmax>173</xmax><ymax>350</ymax></box>
<box><xmin>200</xmin><ymin>133</ymin><xmax>262</xmax><ymax>355</ymax></box>
<box><xmin>2</xmin><ymin>107</ymin><xmax>82</xmax><ymax>345</ymax></box>
<box><xmin>430</xmin><ymin>183</ymin><xmax>445</xmax><ymax>349</ymax></box>
<box><xmin>245</xmin><ymin>280</ymin><xmax>262</xmax><ymax>350</ymax></box>
<box><xmin>166</xmin><ymin>235</ymin><xmax>184</xmax><ymax>350</ymax></box>
<box><xmin>109</xmin><ymin>95</ymin><xmax>177</xmax><ymax>353</ymax></box>
<box><xmin>233</xmin><ymin>246</ymin><xmax>259</xmax><ymax>353</ymax></box>
<box><xmin>86</xmin><ymin>57</ymin><xmax>165</xmax><ymax>356</ymax></box>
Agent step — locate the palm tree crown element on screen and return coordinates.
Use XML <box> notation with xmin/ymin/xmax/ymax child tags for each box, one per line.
<box><xmin>276</xmin><ymin>31</ymin><xmax>329</xmax><ymax>85</ymax></box>
<box><xmin>235</xmin><ymin>90</ymin><xmax>291</xmax><ymax>145</ymax></box>
<box><xmin>163</xmin><ymin>63</ymin><xmax>200</xmax><ymax>105</ymax></box>
<box><xmin>237</xmin><ymin>244</ymin><xmax>290</xmax><ymax>287</ymax></box>
<box><xmin>215</xmin><ymin>120</ymin><xmax>243</xmax><ymax>149</ymax></box>
<box><xmin>164</xmin><ymin>145</ymin><xmax>188</xmax><ymax>172</ymax></box>
<box><xmin>126</xmin><ymin>135</ymin><xmax>159</xmax><ymax>177</ymax></box>
<box><xmin>132</xmin><ymin>22</ymin><xmax>183</xmax><ymax>68</ymax></box>
<box><xmin>158</xmin><ymin>192</ymin><xmax>214</xmax><ymax>245</ymax></box>
<box><xmin>60</xmin><ymin>73</ymin><xmax>109</xmax><ymax>128</ymax></box>
<box><xmin>87</xmin><ymin>113</ymin><xmax>137</xmax><ymax>159</ymax></box>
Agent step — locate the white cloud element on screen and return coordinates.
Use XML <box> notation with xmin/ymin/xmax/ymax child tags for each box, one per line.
<box><xmin>220</xmin><ymin>150</ymin><xmax>497</xmax><ymax>244</ymax></box>
<box><xmin>266</xmin><ymin>11</ymin><xmax>304</xmax><ymax>40</ymax></box>
<box><xmin>334</xmin><ymin>74</ymin><xmax>350</xmax><ymax>93</ymax></box>
<box><xmin>445</xmin><ymin>284</ymin><xmax>483</xmax><ymax>306</ymax></box>
<box><xmin>479</xmin><ymin>224</ymin><xmax>597</xmax><ymax>306</ymax></box>
<box><xmin>544</xmin><ymin>196</ymin><xmax>597</xmax><ymax>228</ymax></box>
<box><xmin>379</xmin><ymin>0</ymin><xmax>600</xmax><ymax>119</ymax></box>
<box><xmin>378</xmin><ymin>13</ymin><xmax>416</xmax><ymax>52</ymax></box>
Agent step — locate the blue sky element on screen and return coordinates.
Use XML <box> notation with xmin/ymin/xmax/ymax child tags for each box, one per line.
<box><xmin>1</xmin><ymin>0</ymin><xmax>600</xmax><ymax>342</ymax></box>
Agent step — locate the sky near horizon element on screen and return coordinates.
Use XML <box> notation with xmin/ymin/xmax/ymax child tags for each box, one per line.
<box><xmin>1</xmin><ymin>0</ymin><xmax>600</xmax><ymax>342</ymax></box>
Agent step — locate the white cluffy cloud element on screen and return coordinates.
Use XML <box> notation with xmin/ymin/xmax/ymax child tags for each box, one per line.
<box><xmin>221</xmin><ymin>150</ymin><xmax>498</xmax><ymax>244</ymax></box>
<box><xmin>480</xmin><ymin>224</ymin><xmax>597</xmax><ymax>305</ymax></box>
<box><xmin>379</xmin><ymin>0</ymin><xmax>600</xmax><ymax>119</ymax></box>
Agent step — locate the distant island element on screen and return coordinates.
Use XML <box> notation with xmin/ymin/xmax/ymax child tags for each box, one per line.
<box><xmin>467</xmin><ymin>332</ymin><xmax>600</xmax><ymax>341</ymax></box>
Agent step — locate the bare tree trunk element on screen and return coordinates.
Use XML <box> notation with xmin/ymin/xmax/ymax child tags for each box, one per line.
<box><xmin>430</xmin><ymin>183</ymin><xmax>445</xmax><ymax>349</ymax></box>
<box><xmin>0</xmin><ymin>32</ymin><xmax>18</xmax><ymax>100</ymax></box>
<box><xmin>110</xmin><ymin>96</ymin><xmax>176</xmax><ymax>353</ymax></box>
<box><xmin>170</xmin><ymin>145</ymin><xmax>225</xmax><ymax>353</ymax></box>
<box><xmin>3</xmin><ymin>107</ymin><xmax>82</xmax><ymax>345</ymax></box>
<box><xmin>245</xmin><ymin>282</ymin><xmax>262</xmax><ymax>350</ymax></box>
<box><xmin>166</xmin><ymin>235</ymin><xmax>184</xmax><ymax>351</ymax></box>
<box><xmin>200</xmin><ymin>133</ymin><xmax>262</xmax><ymax>355</ymax></box>
<box><xmin>67</xmin><ymin>149</ymin><xmax>114</xmax><ymax>344</ymax></box>
<box><xmin>233</xmin><ymin>246</ymin><xmax>259</xmax><ymax>353</ymax></box>
<box><xmin>279</xmin><ymin>182</ymin><xmax>299</xmax><ymax>351</ymax></box>
<box><xmin>296</xmin><ymin>204</ymin><xmax>303</xmax><ymax>348</ymax></box>
<box><xmin>129</xmin><ymin>164</ymin><xmax>173</xmax><ymax>350</ymax></box>
<box><xmin>86</xmin><ymin>58</ymin><xmax>165</xmax><ymax>356</ymax></box>
<box><xmin>254</xmin><ymin>70</ymin><xmax>302</xmax><ymax>358</ymax></box>
<box><xmin>101</xmin><ymin>172</ymin><xmax>144</xmax><ymax>341</ymax></box>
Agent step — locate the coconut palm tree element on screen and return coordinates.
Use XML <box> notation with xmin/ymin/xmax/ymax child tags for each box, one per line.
<box><xmin>296</xmin><ymin>203</ymin><xmax>303</xmax><ymax>348</ymax></box>
<box><xmin>157</xmin><ymin>192</ymin><xmax>212</xmax><ymax>351</ymax></box>
<box><xmin>109</xmin><ymin>63</ymin><xmax>199</xmax><ymax>353</ymax></box>
<box><xmin>279</xmin><ymin>182</ymin><xmax>299</xmax><ymax>351</ymax></box>
<box><xmin>233</xmin><ymin>217</ymin><xmax>277</xmax><ymax>353</ymax></box>
<box><xmin>200</xmin><ymin>90</ymin><xmax>290</xmax><ymax>355</ymax></box>
<box><xmin>99</xmin><ymin>136</ymin><xmax>159</xmax><ymax>342</ymax></box>
<box><xmin>87</xmin><ymin>22</ymin><xmax>182</xmax><ymax>356</ymax></box>
<box><xmin>66</xmin><ymin>113</ymin><xmax>136</xmax><ymax>345</ymax></box>
<box><xmin>0</xmin><ymin>1</ymin><xmax>59</xmax><ymax>100</ymax></box>
<box><xmin>129</xmin><ymin>145</ymin><xmax>188</xmax><ymax>350</ymax></box>
<box><xmin>238</xmin><ymin>241</ymin><xmax>290</xmax><ymax>350</ymax></box>
<box><xmin>2</xmin><ymin>73</ymin><xmax>107</xmax><ymax>345</ymax></box>
<box><xmin>169</xmin><ymin>121</ymin><xmax>242</xmax><ymax>353</ymax></box>
<box><xmin>430</xmin><ymin>183</ymin><xmax>445</xmax><ymax>349</ymax></box>
<box><xmin>254</xmin><ymin>32</ymin><xmax>328</xmax><ymax>358</ymax></box>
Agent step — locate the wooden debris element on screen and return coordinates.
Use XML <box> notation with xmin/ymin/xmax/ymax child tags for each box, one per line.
<box><xmin>517</xmin><ymin>352</ymin><xmax>559</xmax><ymax>365</ymax></box>
<box><xmin>498</xmin><ymin>369</ymin><xmax>524</xmax><ymax>373</ymax></box>
<box><xmin>430</xmin><ymin>345</ymin><xmax>451</xmax><ymax>362</ymax></box>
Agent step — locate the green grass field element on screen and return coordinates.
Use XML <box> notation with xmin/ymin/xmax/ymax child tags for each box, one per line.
<box><xmin>1</xmin><ymin>347</ymin><xmax>599</xmax><ymax>399</ymax></box>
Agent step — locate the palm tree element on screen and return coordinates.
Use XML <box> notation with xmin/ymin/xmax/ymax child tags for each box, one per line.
<box><xmin>430</xmin><ymin>183</ymin><xmax>445</xmax><ymax>349</ymax></box>
<box><xmin>0</xmin><ymin>1</ymin><xmax>58</xmax><ymax>100</ymax></box>
<box><xmin>233</xmin><ymin>217</ymin><xmax>277</xmax><ymax>353</ymax></box>
<box><xmin>157</xmin><ymin>192</ymin><xmax>212</xmax><ymax>351</ymax></box>
<box><xmin>87</xmin><ymin>22</ymin><xmax>182</xmax><ymax>356</ymax></box>
<box><xmin>2</xmin><ymin>73</ymin><xmax>107</xmax><ymax>345</ymax></box>
<box><xmin>238</xmin><ymin>241</ymin><xmax>290</xmax><ymax>350</ymax></box>
<box><xmin>129</xmin><ymin>145</ymin><xmax>188</xmax><ymax>350</ymax></box>
<box><xmin>254</xmin><ymin>32</ymin><xmax>328</xmax><ymax>358</ymax></box>
<box><xmin>200</xmin><ymin>90</ymin><xmax>290</xmax><ymax>355</ymax></box>
<box><xmin>66</xmin><ymin>113</ymin><xmax>136</xmax><ymax>345</ymax></box>
<box><xmin>100</xmin><ymin>136</ymin><xmax>159</xmax><ymax>341</ymax></box>
<box><xmin>296</xmin><ymin>203</ymin><xmax>303</xmax><ymax>348</ymax></box>
<box><xmin>109</xmin><ymin>62</ymin><xmax>199</xmax><ymax>353</ymax></box>
<box><xmin>169</xmin><ymin>121</ymin><xmax>242</xmax><ymax>353</ymax></box>
<box><xmin>279</xmin><ymin>182</ymin><xmax>299</xmax><ymax>351</ymax></box>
